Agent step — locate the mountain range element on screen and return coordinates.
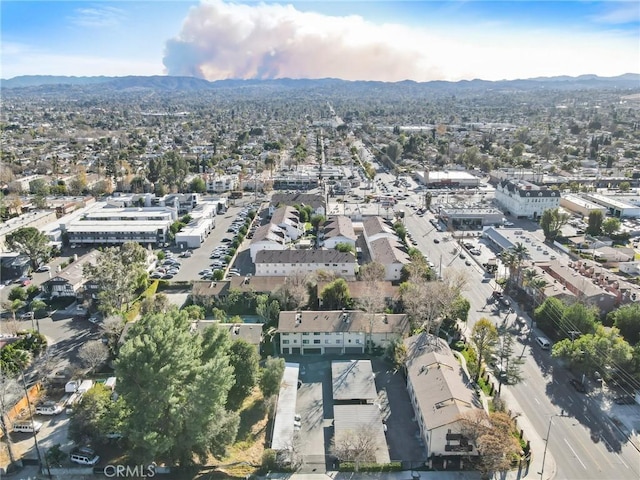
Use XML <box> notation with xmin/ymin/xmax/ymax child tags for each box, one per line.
<box><xmin>1</xmin><ymin>73</ymin><xmax>639</xmax><ymax>92</ymax></box>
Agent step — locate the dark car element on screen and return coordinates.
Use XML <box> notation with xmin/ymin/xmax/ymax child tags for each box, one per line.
<box><xmin>614</xmin><ymin>395</ymin><xmax>636</xmax><ymax>405</ymax></box>
<box><xmin>569</xmin><ymin>379</ymin><xmax>587</xmax><ymax>393</ymax></box>
<box><xmin>433</xmin><ymin>238</ymin><xmax>440</xmax><ymax>243</ymax></box>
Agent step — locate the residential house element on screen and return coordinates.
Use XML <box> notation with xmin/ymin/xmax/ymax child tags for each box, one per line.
<box><xmin>362</xmin><ymin>216</ymin><xmax>409</xmax><ymax>281</ymax></box>
<box><xmin>619</xmin><ymin>261</ymin><xmax>640</xmax><ymax>277</ymax></box>
<box><xmin>321</xmin><ymin>216</ymin><xmax>357</xmax><ymax>250</ymax></box>
<box><xmin>269</xmin><ymin>206</ymin><xmax>304</xmax><ymax>240</ymax></box>
<box><xmin>270</xmin><ymin>193</ymin><xmax>326</xmax><ymax>217</ymax></box>
<box><xmin>404</xmin><ymin>334</ymin><xmax>483</xmax><ymax>468</ymax></box>
<box><xmin>249</xmin><ymin>224</ymin><xmax>289</xmax><ymax>262</ymax></box>
<box><xmin>278</xmin><ymin>310</ymin><xmax>410</xmax><ymax>355</ymax></box>
<box><xmin>191</xmin><ymin>321</ymin><xmax>263</xmax><ymax>350</ymax></box>
<box><xmin>255</xmin><ymin>250</ymin><xmax>356</xmax><ymax>278</ymax></box>
<box><xmin>42</xmin><ymin>251</ymin><xmax>100</xmax><ymax>299</ymax></box>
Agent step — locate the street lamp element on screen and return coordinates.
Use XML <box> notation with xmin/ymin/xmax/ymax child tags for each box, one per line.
<box><xmin>540</xmin><ymin>411</ymin><xmax>565</xmax><ymax>480</ymax></box>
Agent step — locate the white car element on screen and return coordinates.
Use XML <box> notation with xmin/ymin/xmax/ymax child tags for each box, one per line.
<box><xmin>36</xmin><ymin>265</ymin><xmax>51</xmax><ymax>272</ymax></box>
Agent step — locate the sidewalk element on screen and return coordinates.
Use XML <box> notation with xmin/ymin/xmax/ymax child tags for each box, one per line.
<box><xmin>456</xmin><ymin>321</ymin><xmax>556</xmax><ymax>480</ymax></box>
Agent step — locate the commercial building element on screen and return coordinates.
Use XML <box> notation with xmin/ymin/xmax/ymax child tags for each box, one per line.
<box><xmin>582</xmin><ymin>193</ymin><xmax>640</xmax><ymax>218</ymax></box>
<box><xmin>439</xmin><ymin>207</ymin><xmax>504</xmax><ymax>230</ymax></box>
<box><xmin>560</xmin><ymin>194</ymin><xmax>607</xmax><ymax>218</ymax></box>
<box><xmin>174</xmin><ymin>201</ymin><xmax>217</xmax><ymax>249</ymax></box>
<box><xmin>0</xmin><ymin>210</ymin><xmax>58</xmax><ymax>253</ymax></box>
<box><xmin>414</xmin><ymin>169</ymin><xmax>480</xmax><ymax>188</ymax></box>
<box><xmin>62</xmin><ymin>202</ymin><xmax>176</xmax><ymax>248</ymax></box>
<box><xmin>494</xmin><ymin>179</ymin><xmax>560</xmax><ymax>219</ymax></box>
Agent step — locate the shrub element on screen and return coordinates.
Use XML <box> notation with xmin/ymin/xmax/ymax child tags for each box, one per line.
<box><xmin>339</xmin><ymin>462</ymin><xmax>403</xmax><ymax>472</ymax></box>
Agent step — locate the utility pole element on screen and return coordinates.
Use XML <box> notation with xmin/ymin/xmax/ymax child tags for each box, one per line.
<box><xmin>540</xmin><ymin>411</ymin><xmax>565</xmax><ymax>480</ymax></box>
<box><xmin>20</xmin><ymin>371</ymin><xmax>51</xmax><ymax>479</ymax></box>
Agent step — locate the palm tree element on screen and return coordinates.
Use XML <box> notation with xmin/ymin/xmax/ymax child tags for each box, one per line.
<box><xmin>527</xmin><ymin>278</ymin><xmax>548</xmax><ymax>307</ymax></box>
<box><xmin>501</xmin><ymin>243</ymin><xmax>529</xmax><ymax>289</ymax></box>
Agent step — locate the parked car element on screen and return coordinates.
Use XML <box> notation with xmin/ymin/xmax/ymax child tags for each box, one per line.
<box><xmin>614</xmin><ymin>395</ymin><xmax>636</xmax><ymax>405</ymax></box>
<box><xmin>569</xmin><ymin>379</ymin><xmax>587</xmax><ymax>393</ymax></box>
<box><xmin>36</xmin><ymin>265</ymin><xmax>51</xmax><ymax>272</ymax></box>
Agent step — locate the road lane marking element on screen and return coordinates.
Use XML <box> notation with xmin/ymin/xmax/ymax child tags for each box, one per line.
<box><xmin>534</xmin><ymin>397</ymin><xmax>540</xmax><ymax>405</ymax></box>
<box><xmin>617</xmin><ymin>453</ymin><xmax>629</xmax><ymax>469</ymax></box>
<box><xmin>564</xmin><ymin>438</ymin><xmax>586</xmax><ymax>469</ymax></box>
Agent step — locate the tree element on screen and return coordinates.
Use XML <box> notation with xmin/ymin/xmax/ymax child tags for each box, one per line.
<box><xmin>84</xmin><ymin>242</ymin><xmax>149</xmax><ymax>314</ymax></box>
<box><xmin>5</xmin><ymin>227</ymin><xmax>51</xmax><ymax>270</ymax></box>
<box><xmin>259</xmin><ymin>356</ymin><xmax>285</xmax><ymax>399</ymax></box>
<box><xmin>602</xmin><ymin>217</ymin><xmax>621</xmax><ymax>236</ymax></box>
<box><xmin>69</xmin><ymin>384</ymin><xmax>123</xmax><ymax>445</ymax></box>
<box><xmin>255</xmin><ymin>295</ymin><xmax>280</xmax><ymax>325</ymax></box>
<box><xmin>540</xmin><ymin>208</ymin><xmax>569</xmax><ymax>241</ymax></box>
<box><xmin>358</xmin><ymin>262</ymin><xmax>386</xmax><ymax>282</ymax></box>
<box><xmin>0</xmin><ymin>373</ymin><xmax>21</xmax><ymax>466</ymax></box>
<box><xmin>116</xmin><ymin>308</ymin><xmax>237</xmax><ymax>464</ymax></box>
<box><xmin>101</xmin><ymin>315</ymin><xmax>126</xmax><ymax>355</ymax></box>
<box><xmin>46</xmin><ymin>444</ymin><xmax>67</xmax><ymax>467</ymax></box>
<box><xmin>534</xmin><ymin>297</ymin><xmax>565</xmax><ymax>333</ymax></box>
<box><xmin>8</xmin><ymin>287</ymin><xmax>26</xmax><ymax>302</ymax></box>
<box><xmin>9</xmin><ymin>299</ymin><xmax>25</xmax><ymax>322</ymax></box>
<box><xmin>226</xmin><ymin>339</ymin><xmax>260</xmax><ymax>410</ymax></box>
<box><xmin>608</xmin><ymin>304</ymin><xmax>640</xmax><ymax>345</ymax></box>
<box><xmin>310</xmin><ymin>214</ymin><xmax>326</xmax><ymax>232</ymax></box>
<box><xmin>331</xmin><ymin>425</ymin><xmax>379</xmax><ymax>472</ymax></box>
<box><xmin>29</xmin><ymin>299</ymin><xmax>47</xmax><ymax>317</ymax></box>
<box><xmin>619</xmin><ymin>181</ymin><xmax>631</xmax><ymax>192</ymax></box>
<box><xmin>275</xmin><ymin>273</ymin><xmax>308</xmax><ymax>310</ymax></box>
<box><xmin>552</xmin><ymin>325</ymin><xmax>633</xmax><ymax>378</ymax></box>
<box><xmin>471</xmin><ymin>318</ymin><xmax>498</xmax><ymax>382</ymax></box>
<box><xmin>560</xmin><ymin>302</ymin><xmax>598</xmax><ymax>338</ymax></box>
<box><xmin>139</xmin><ymin>294</ymin><xmax>171</xmax><ymax>316</ymax></box>
<box><xmin>476</xmin><ymin>411</ymin><xmax>521</xmax><ymax>477</ymax></box>
<box><xmin>587</xmin><ymin>210</ymin><xmax>603</xmax><ymax>236</ymax></box>
<box><xmin>78</xmin><ymin>341</ymin><xmax>110</xmax><ymax>374</ymax></box>
<box><xmin>319</xmin><ymin>278</ymin><xmax>352</xmax><ymax>310</ymax></box>
<box><xmin>334</xmin><ymin>242</ymin><xmax>355</xmax><ymax>254</ymax></box>
<box><xmin>189</xmin><ymin>177</ymin><xmax>206</xmax><ymax>193</ymax></box>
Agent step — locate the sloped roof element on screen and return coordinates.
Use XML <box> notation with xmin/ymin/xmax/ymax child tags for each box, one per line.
<box><xmin>255</xmin><ymin>249</ymin><xmax>355</xmax><ymax>265</ymax></box>
<box><xmin>278</xmin><ymin>310</ymin><xmax>410</xmax><ymax>335</ymax></box>
<box><xmin>324</xmin><ymin>216</ymin><xmax>357</xmax><ymax>241</ymax></box>
<box><xmin>369</xmin><ymin>237</ymin><xmax>410</xmax><ymax>265</ymax></box>
<box><xmin>404</xmin><ymin>333</ymin><xmax>482</xmax><ymax>431</ymax></box>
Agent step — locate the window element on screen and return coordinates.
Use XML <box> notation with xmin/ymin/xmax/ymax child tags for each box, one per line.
<box><xmin>283</xmin><ymin>340</ymin><xmax>290</xmax><ymax>344</ymax></box>
<box><xmin>302</xmin><ymin>340</ymin><xmax>309</xmax><ymax>345</ymax></box>
<box><xmin>282</xmin><ymin>332</ymin><xmax>290</xmax><ymax>336</ymax></box>
<box><xmin>302</xmin><ymin>332</ymin><xmax>310</xmax><ymax>336</ymax></box>
<box><xmin>325</xmin><ymin>340</ymin><xmax>331</xmax><ymax>344</ymax></box>
<box><xmin>313</xmin><ymin>332</ymin><xmax>320</xmax><ymax>336</ymax></box>
<box><xmin>355</xmin><ymin>339</ymin><xmax>361</xmax><ymax>344</ymax></box>
<box><xmin>336</xmin><ymin>340</ymin><xmax>341</xmax><ymax>344</ymax></box>
<box><xmin>314</xmin><ymin>339</ymin><xmax>321</xmax><ymax>344</ymax></box>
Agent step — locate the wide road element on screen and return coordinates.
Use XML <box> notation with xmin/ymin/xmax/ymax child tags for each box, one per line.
<box><xmin>404</xmin><ymin>207</ymin><xmax>640</xmax><ymax>480</ymax></box>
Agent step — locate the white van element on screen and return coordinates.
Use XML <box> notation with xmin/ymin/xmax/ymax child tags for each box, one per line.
<box><xmin>13</xmin><ymin>421</ymin><xmax>43</xmax><ymax>433</ymax></box>
<box><xmin>70</xmin><ymin>447</ymin><xmax>100</xmax><ymax>465</ymax></box>
<box><xmin>536</xmin><ymin>336</ymin><xmax>551</xmax><ymax>350</ymax></box>
<box><xmin>35</xmin><ymin>403</ymin><xmax>63</xmax><ymax>416</ymax></box>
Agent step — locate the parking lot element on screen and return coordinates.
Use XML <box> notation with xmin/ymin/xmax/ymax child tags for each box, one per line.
<box><xmin>294</xmin><ymin>356</ymin><xmax>426</xmax><ymax>472</ymax></box>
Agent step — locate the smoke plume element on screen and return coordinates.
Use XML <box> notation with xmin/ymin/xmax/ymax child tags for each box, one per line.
<box><xmin>162</xmin><ymin>0</ymin><xmax>445</xmax><ymax>82</ymax></box>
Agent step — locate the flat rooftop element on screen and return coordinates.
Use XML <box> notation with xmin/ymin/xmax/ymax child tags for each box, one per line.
<box><xmin>332</xmin><ymin>360</ymin><xmax>378</xmax><ymax>402</ymax></box>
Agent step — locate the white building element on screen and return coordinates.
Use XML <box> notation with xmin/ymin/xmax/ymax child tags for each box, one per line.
<box><xmin>254</xmin><ymin>249</ymin><xmax>356</xmax><ymax>278</ymax></box>
<box><xmin>205</xmin><ymin>174</ymin><xmax>239</xmax><ymax>194</ymax></box>
<box><xmin>62</xmin><ymin>202</ymin><xmax>176</xmax><ymax>247</ymax></box>
<box><xmin>582</xmin><ymin>193</ymin><xmax>640</xmax><ymax>218</ymax></box>
<box><xmin>278</xmin><ymin>310</ymin><xmax>410</xmax><ymax>355</ymax></box>
<box><xmin>414</xmin><ymin>169</ymin><xmax>480</xmax><ymax>188</ymax></box>
<box><xmin>560</xmin><ymin>194</ymin><xmax>607</xmax><ymax>218</ymax></box>
<box><xmin>249</xmin><ymin>224</ymin><xmax>289</xmax><ymax>262</ymax></box>
<box><xmin>404</xmin><ymin>334</ymin><xmax>483</xmax><ymax>467</ymax></box>
<box><xmin>361</xmin><ymin>216</ymin><xmax>409</xmax><ymax>280</ymax></box>
<box><xmin>269</xmin><ymin>206</ymin><xmax>304</xmax><ymax>240</ymax></box>
<box><xmin>174</xmin><ymin>201</ymin><xmax>217</xmax><ymax>249</ymax></box>
<box><xmin>321</xmin><ymin>216</ymin><xmax>357</xmax><ymax>249</ymax></box>
<box><xmin>494</xmin><ymin>179</ymin><xmax>560</xmax><ymax>219</ymax></box>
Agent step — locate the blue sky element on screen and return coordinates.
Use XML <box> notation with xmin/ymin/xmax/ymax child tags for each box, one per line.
<box><xmin>1</xmin><ymin>1</ymin><xmax>639</xmax><ymax>81</ymax></box>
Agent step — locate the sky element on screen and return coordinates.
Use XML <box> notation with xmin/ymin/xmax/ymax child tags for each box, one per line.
<box><xmin>1</xmin><ymin>0</ymin><xmax>639</xmax><ymax>82</ymax></box>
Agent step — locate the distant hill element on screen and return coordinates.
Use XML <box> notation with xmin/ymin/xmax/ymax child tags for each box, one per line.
<box><xmin>1</xmin><ymin>73</ymin><xmax>639</xmax><ymax>92</ymax></box>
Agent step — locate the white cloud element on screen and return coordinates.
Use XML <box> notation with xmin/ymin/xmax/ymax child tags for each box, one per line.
<box><xmin>589</xmin><ymin>2</ymin><xmax>640</xmax><ymax>25</ymax></box>
<box><xmin>68</xmin><ymin>5</ymin><xmax>127</xmax><ymax>28</ymax></box>
<box><xmin>163</xmin><ymin>0</ymin><xmax>639</xmax><ymax>82</ymax></box>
